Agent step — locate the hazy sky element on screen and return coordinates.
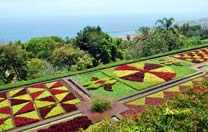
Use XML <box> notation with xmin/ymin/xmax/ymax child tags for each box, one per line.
<box><xmin>0</xmin><ymin>0</ymin><xmax>208</xmax><ymax>18</ymax></box>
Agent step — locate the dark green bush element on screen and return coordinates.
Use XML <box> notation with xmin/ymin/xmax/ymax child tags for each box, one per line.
<box><xmin>91</xmin><ymin>98</ymin><xmax>111</xmax><ymax>112</ymax></box>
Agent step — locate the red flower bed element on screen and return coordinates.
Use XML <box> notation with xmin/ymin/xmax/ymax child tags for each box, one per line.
<box><xmin>14</xmin><ymin>117</ymin><xmax>39</xmax><ymax>127</ymax></box>
<box><xmin>121</xmin><ymin>105</ymin><xmax>145</xmax><ymax>118</ymax></box>
<box><xmin>0</xmin><ymin>107</ymin><xmax>11</xmax><ymax>115</ymax></box>
<box><xmin>10</xmin><ymin>99</ymin><xmax>28</xmax><ymax>106</ymax></box>
<box><xmin>145</xmin><ymin>97</ymin><xmax>163</xmax><ymax>106</ymax></box>
<box><xmin>0</xmin><ymin>92</ymin><xmax>7</xmax><ymax>98</ymax></box>
<box><xmin>149</xmin><ymin>71</ymin><xmax>176</xmax><ymax>81</ymax></box>
<box><xmin>39</xmin><ymin>105</ymin><xmax>54</xmax><ymax>119</ymax></box>
<box><xmin>12</xmin><ymin>89</ymin><xmax>27</xmax><ymax>97</ymax></box>
<box><xmin>31</xmin><ymin>83</ymin><xmax>46</xmax><ymax>88</ymax></box>
<box><xmin>39</xmin><ymin>96</ymin><xmax>56</xmax><ymax>102</ymax></box>
<box><xmin>15</xmin><ymin>102</ymin><xmax>35</xmax><ymax>115</ymax></box>
<box><xmin>115</xmin><ymin>64</ymin><xmax>138</xmax><ymax>71</ymax></box>
<box><xmin>61</xmin><ymin>103</ymin><xmax>77</xmax><ymax>113</ymax></box>
<box><xmin>50</xmin><ymin>89</ymin><xmax>67</xmax><ymax>95</ymax></box>
<box><xmin>38</xmin><ymin>116</ymin><xmax>92</xmax><ymax>132</ymax></box>
<box><xmin>192</xmin><ymin>59</ymin><xmax>203</xmax><ymax>63</ymax></box>
<box><xmin>201</xmin><ymin>49</ymin><xmax>208</xmax><ymax>54</ymax></box>
<box><xmin>61</xmin><ymin>93</ymin><xmax>76</xmax><ymax>102</ymax></box>
<box><xmin>115</xmin><ymin>63</ymin><xmax>175</xmax><ymax>82</ymax></box>
<box><xmin>31</xmin><ymin>91</ymin><xmax>43</xmax><ymax>100</ymax></box>
<box><xmin>164</xmin><ymin>91</ymin><xmax>180</xmax><ymax>99</ymax></box>
<box><xmin>144</xmin><ymin>63</ymin><xmax>162</xmax><ymax>70</ymax></box>
<box><xmin>50</xmin><ymin>81</ymin><xmax>64</xmax><ymax>88</ymax></box>
<box><xmin>121</xmin><ymin>72</ymin><xmax>144</xmax><ymax>82</ymax></box>
<box><xmin>192</xmin><ymin>87</ymin><xmax>208</xmax><ymax>95</ymax></box>
<box><xmin>0</xmin><ymin>119</ymin><xmax>4</xmax><ymax>125</ymax></box>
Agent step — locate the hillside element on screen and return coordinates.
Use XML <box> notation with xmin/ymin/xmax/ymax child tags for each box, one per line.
<box><xmin>0</xmin><ymin>46</ymin><xmax>208</xmax><ymax>131</ymax></box>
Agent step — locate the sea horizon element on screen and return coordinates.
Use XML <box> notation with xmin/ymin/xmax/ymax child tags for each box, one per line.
<box><xmin>0</xmin><ymin>13</ymin><xmax>207</xmax><ymax>43</ymax></box>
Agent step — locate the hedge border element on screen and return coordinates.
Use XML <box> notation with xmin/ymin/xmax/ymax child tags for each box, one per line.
<box><xmin>1</xmin><ymin>43</ymin><xmax>208</xmax><ymax>91</ymax></box>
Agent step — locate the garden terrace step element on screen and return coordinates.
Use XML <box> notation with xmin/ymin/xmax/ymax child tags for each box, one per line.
<box><xmin>119</xmin><ymin>73</ymin><xmax>208</xmax><ymax>118</ymax></box>
<box><xmin>2</xmin><ymin>45</ymin><xmax>208</xmax><ymax>92</ymax></box>
<box><xmin>119</xmin><ymin>71</ymin><xmax>204</xmax><ymax>103</ymax></box>
<box><xmin>22</xmin><ymin>113</ymin><xmax>83</xmax><ymax>132</ymax></box>
<box><xmin>66</xmin><ymin>78</ymin><xmax>91</xmax><ymax>97</ymax></box>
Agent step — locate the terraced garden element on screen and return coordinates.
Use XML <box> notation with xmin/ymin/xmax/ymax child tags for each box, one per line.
<box><xmin>120</xmin><ymin>79</ymin><xmax>195</xmax><ymax>118</ymax></box>
<box><xmin>1</xmin><ymin>47</ymin><xmax>208</xmax><ymax>131</ymax></box>
<box><xmin>72</xmin><ymin>58</ymin><xmax>196</xmax><ymax>100</ymax></box>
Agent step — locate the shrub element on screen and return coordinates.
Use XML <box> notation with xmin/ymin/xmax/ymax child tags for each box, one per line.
<box><xmin>38</xmin><ymin>116</ymin><xmax>92</xmax><ymax>132</ymax></box>
<box><xmin>91</xmin><ymin>98</ymin><xmax>111</xmax><ymax>112</ymax></box>
<box><xmin>202</xmin><ymin>80</ymin><xmax>208</xmax><ymax>88</ymax></box>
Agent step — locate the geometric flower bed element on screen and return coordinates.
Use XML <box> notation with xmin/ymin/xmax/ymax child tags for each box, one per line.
<box><xmin>114</xmin><ymin>63</ymin><xmax>176</xmax><ymax>82</ymax></box>
<box><xmin>37</xmin><ymin>116</ymin><xmax>92</xmax><ymax>132</ymax></box>
<box><xmin>71</xmin><ymin>71</ymin><xmax>138</xmax><ymax>100</ymax></box>
<box><xmin>0</xmin><ymin>81</ymin><xmax>81</xmax><ymax>131</ymax></box>
<box><xmin>120</xmin><ymin>79</ymin><xmax>195</xmax><ymax>118</ymax></box>
<box><xmin>103</xmin><ymin>61</ymin><xmax>196</xmax><ymax>91</ymax></box>
<box><xmin>174</xmin><ymin>48</ymin><xmax>208</xmax><ymax>63</ymax></box>
<box><xmin>72</xmin><ymin>60</ymin><xmax>196</xmax><ymax>100</ymax></box>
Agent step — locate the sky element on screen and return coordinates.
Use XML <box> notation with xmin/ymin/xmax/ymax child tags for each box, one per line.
<box><xmin>0</xmin><ymin>0</ymin><xmax>208</xmax><ymax>18</ymax></box>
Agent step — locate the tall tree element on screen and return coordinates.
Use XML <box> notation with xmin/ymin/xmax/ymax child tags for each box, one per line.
<box><xmin>0</xmin><ymin>45</ymin><xmax>27</xmax><ymax>83</ymax></box>
<box><xmin>75</xmin><ymin>26</ymin><xmax>122</xmax><ymax>64</ymax></box>
<box><xmin>26</xmin><ymin>36</ymin><xmax>63</xmax><ymax>59</ymax></box>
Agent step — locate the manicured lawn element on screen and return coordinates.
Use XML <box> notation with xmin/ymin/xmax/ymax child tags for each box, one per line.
<box><xmin>71</xmin><ymin>71</ymin><xmax>137</xmax><ymax>100</ymax></box>
<box><xmin>0</xmin><ymin>81</ymin><xmax>80</xmax><ymax>131</ymax></box>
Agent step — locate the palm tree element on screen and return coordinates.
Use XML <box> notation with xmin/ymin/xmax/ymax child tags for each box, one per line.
<box><xmin>156</xmin><ymin>17</ymin><xmax>175</xmax><ymax>30</ymax></box>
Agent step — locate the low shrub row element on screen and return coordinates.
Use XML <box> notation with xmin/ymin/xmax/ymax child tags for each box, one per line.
<box><xmin>38</xmin><ymin>116</ymin><xmax>92</xmax><ymax>132</ymax></box>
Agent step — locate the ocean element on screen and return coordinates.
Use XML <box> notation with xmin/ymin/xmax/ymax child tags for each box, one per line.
<box><xmin>0</xmin><ymin>13</ymin><xmax>206</xmax><ymax>43</ymax></box>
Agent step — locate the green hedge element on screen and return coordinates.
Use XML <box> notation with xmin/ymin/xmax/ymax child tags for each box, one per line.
<box><xmin>202</xmin><ymin>39</ymin><xmax>208</xmax><ymax>44</ymax></box>
<box><xmin>1</xmin><ymin>43</ymin><xmax>208</xmax><ymax>91</ymax></box>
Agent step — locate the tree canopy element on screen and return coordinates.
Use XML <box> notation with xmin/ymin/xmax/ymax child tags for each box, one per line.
<box><xmin>75</xmin><ymin>26</ymin><xmax>122</xmax><ymax>64</ymax></box>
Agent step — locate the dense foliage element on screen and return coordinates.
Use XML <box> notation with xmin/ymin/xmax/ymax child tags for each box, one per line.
<box><xmin>75</xmin><ymin>26</ymin><xmax>123</xmax><ymax>64</ymax></box>
<box><xmin>85</xmin><ymin>85</ymin><xmax>208</xmax><ymax>132</ymax></box>
<box><xmin>0</xmin><ymin>18</ymin><xmax>208</xmax><ymax>85</ymax></box>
